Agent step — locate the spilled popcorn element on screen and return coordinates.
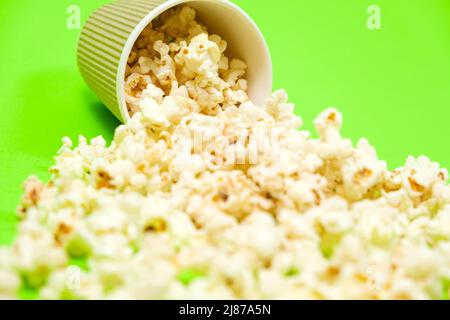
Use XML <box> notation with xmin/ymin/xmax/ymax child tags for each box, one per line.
<box><xmin>1</xmin><ymin>6</ymin><xmax>449</xmax><ymax>300</ymax></box>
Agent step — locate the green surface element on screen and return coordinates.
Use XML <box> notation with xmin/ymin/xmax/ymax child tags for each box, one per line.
<box><xmin>0</xmin><ymin>0</ymin><xmax>449</xmax><ymax>246</ymax></box>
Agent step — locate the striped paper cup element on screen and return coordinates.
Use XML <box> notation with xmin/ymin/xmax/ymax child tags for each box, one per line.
<box><xmin>77</xmin><ymin>0</ymin><xmax>273</xmax><ymax>123</ymax></box>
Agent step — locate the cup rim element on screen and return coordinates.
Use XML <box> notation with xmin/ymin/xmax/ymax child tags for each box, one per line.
<box><xmin>116</xmin><ymin>0</ymin><xmax>272</xmax><ymax>122</ymax></box>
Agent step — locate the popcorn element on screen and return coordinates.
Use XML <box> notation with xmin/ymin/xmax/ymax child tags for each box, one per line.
<box><xmin>124</xmin><ymin>5</ymin><xmax>248</xmax><ymax>116</ymax></box>
<box><xmin>0</xmin><ymin>5</ymin><xmax>448</xmax><ymax>300</ymax></box>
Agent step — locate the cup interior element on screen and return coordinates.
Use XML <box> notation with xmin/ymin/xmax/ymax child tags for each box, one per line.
<box><xmin>117</xmin><ymin>0</ymin><xmax>273</xmax><ymax>122</ymax></box>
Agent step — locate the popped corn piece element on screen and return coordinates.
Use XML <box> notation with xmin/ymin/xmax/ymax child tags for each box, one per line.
<box><xmin>0</xmin><ymin>269</ymin><xmax>20</xmax><ymax>299</ymax></box>
<box><xmin>341</xmin><ymin>139</ymin><xmax>387</xmax><ymax>200</ymax></box>
<box><xmin>17</xmin><ymin>176</ymin><xmax>44</xmax><ymax>217</ymax></box>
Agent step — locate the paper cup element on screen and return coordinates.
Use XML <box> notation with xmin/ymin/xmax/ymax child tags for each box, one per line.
<box><xmin>77</xmin><ymin>0</ymin><xmax>273</xmax><ymax>123</ymax></box>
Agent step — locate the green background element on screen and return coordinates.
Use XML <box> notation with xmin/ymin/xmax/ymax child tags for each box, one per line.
<box><xmin>0</xmin><ymin>0</ymin><xmax>449</xmax><ymax>246</ymax></box>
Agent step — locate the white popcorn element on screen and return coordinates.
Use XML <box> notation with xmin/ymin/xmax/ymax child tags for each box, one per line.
<box><xmin>141</xmin><ymin>84</ymin><xmax>165</xmax><ymax>104</ymax></box>
<box><xmin>1</xmin><ymin>5</ymin><xmax>449</xmax><ymax>300</ymax></box>
<box><xmin>141</xmin><ymin>97</ymin><xmax>171</xmax><ymax>130</ymax></box>
<box><xmin>341</xmin><ymin>139</ymin><xmax>387</xmax><ymax>200</ymax></box>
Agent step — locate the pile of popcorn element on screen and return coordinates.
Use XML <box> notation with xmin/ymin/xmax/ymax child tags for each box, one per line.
<box><xmin>124</xmin><ymin>5</ymin><xmax>248</xmax><ymax>116</ymax></box>
<box><xmin>1</xmin><ymin>6</ymin><xmax>449</xmax><ymax>300</ymax></box>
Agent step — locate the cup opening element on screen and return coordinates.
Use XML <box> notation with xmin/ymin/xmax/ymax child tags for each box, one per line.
<box><xmin>116</xmin><ymin>0</ymin><xmax>272</xmax><ymax>122</ymax></box>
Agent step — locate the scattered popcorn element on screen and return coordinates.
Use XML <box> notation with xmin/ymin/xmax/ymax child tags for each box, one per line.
<box><xmin>1</xmin><ymin>5</ymin><xmax>449</xmax><ymax>300</ymax></box>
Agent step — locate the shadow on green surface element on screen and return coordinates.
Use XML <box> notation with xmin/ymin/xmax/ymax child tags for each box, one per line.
<box><xmin>82</xmin><ymin>90</ymin><xmax>122</xmax><ymax>142</ymax></box>
<box><xmin>12</xmin><ymin>69</ymin><xmax>120</xmax><ymax>154</ymax></box>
